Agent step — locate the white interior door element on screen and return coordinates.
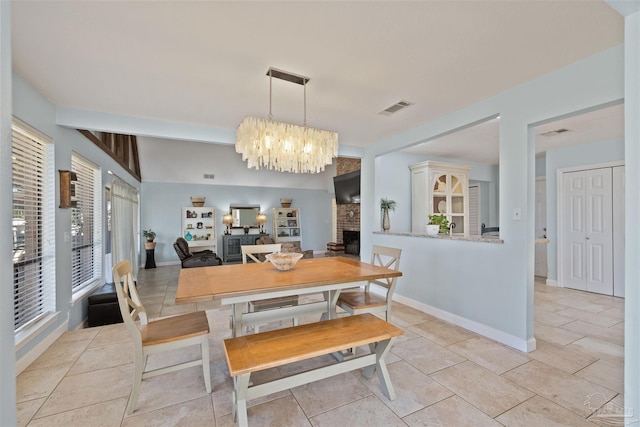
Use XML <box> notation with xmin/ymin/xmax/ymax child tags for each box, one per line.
<box><xmin>563</xmin><ymin>171</ymin><xmax>587</xmax><ymax>290</ymax></box>
<box><xmin>534</xmin><ymin>177</ymin><xmax>547</xmax><ymax>277</ymax></box>
<box><xmin>561</xmin><ymin>168</ymin><xmax>613</xmax><ymax>294</ymax></box>
<box><xmin>585</xmin><ymin>168</ymin><xmax>613</xmax><ymax>294</ymax></box>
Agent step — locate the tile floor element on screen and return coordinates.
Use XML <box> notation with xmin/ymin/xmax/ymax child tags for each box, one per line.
<box><xmin>16</xmin><ymin>266</ymin><xmax>624</xmax><ymax>426</ymax></box>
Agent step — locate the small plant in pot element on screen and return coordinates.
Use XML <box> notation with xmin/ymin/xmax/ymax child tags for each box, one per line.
<box><xmin>143</xmin><ymin>229</ymin><xmax>156</xmax><ymax>242</ymax></box>
<box><xmin>427</xmin><ymin>214</ymin><xmax>450</xmax><ymax>235</ymax></box>
<box><xmin>143</xmin><ymin>229</ymin><xmax>156</xmax><ymax>250</ymax></box>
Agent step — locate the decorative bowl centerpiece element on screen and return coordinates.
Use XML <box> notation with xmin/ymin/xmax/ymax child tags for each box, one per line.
<box><xmin>265</xmin><ymin>252</ymin><xmax>304</xmax><ymax>271</ymax></box>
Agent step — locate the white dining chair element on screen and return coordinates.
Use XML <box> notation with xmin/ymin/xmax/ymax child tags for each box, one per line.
<box><xmin>336</xmin><ymin>245</ymin><xmax>402</xmax><ymax>322</ymax></box>
<box><xmin>112</xmin><ymin>260</ymin><xmax>211</xmax><ymax>414</ymax></box>
<box><xmin>241</xmin><ymin>244</ymin><xmax>299</xmax><ymax>332</ymax></box>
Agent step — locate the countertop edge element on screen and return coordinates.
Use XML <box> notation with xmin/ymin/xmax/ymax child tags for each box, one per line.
<box><xmin>372</xmin><ymin>231</ymin><xmax>504</xmax><ymax>244</ymax></box>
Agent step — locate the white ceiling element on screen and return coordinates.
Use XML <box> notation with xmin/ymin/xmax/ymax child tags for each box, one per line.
<box><xmin>10</xmin><ymin>1</ymin><xmax>624</xmax><ymax>161</ymax></box>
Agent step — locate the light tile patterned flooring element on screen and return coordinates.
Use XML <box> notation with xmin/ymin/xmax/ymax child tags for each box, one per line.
<box><xmin>17</xmin><ymin>265</ymin><xmax>624</xmax><ymax>426</ymax></box>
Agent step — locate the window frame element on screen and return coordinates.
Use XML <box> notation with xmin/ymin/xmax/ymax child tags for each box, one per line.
<box><xmin>11</xmin><ymin>118</ymin><xmax>56</xmax><ymax>335</ymax></box>
<box><xmin>70</xmin><ymin>152</ymin><xmax>103</xmax><ymax>300</ymax></box>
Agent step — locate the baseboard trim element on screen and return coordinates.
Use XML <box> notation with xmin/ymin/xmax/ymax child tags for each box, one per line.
<box><xmin>15</xmin><ymin>319</ymin><xmax>69</xmax><ymax>375</ymax></box>
<box><xmin>391</xmin><ymin>292</ymin><xmax>535</xmax><ymax>353</ymax></box>
<box><xmin>546</xmin><ymin>278</ymin><xmax>560</xmax><ymax>287</ymax></box>
<box><xmin>156</xmin><ymin>261</ymin><xmax>181</xmax><ymax>267</ymax></box>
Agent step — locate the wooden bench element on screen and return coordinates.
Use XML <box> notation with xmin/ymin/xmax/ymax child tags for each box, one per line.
<box><xmin>223</xmin><ymin>313</ymin><xmax>404</xmax><ymax>427</ymax></box>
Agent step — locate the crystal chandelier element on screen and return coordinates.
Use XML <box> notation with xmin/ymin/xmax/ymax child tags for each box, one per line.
<box><xmin>236</xmin><ymin>68</ymin><xmax>338</xmax><ymax>174</ymax></box>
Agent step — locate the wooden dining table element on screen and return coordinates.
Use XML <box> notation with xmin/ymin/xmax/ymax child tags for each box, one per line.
<box><xmin>176</xmin><ymin>256</ymin><xmax>402</xmax><ymax>337</ymax></box>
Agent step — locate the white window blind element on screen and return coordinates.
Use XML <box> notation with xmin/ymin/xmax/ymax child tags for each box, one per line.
<box><xmin>469</xmin><ymin>185</ymin><xmax>480</xmax><ymax>236</ymax></box>
<box><xmin>71</xmin><ymin>153</ymin><xmax>102</xmax><ymax>293</ymax></box>
<box><xmin>12</xmin><ymin>119</ymin><xmax>56</xmax><ymax>331</ymax></box>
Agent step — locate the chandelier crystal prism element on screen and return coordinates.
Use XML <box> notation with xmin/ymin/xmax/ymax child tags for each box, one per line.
<box><xmin>236</xmin><ymin>67</ymin><xmax>338</xmax><ymax>174</ymax></box>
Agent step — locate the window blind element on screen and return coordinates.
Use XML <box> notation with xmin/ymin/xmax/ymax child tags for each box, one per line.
<box><xmin>12</xmin><ymin>119</ymin><xmax>55</xmax><ymax>331</ymax></box>
<box><xmin>71</xmin><ymin>153</ymin><xmax>102</xmax><ymax>293</ymax></box>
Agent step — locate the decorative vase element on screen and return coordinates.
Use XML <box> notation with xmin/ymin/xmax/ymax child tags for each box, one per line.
<box><xmin>144</xmin><ymin>241</ymin><xmax>156</xmax><ymax>250</ymax></box>
<box><xmin>185</xmin><ymin>231</ymin><xmax>192</xmax><ymax>241</ymax></box>
<box><xmin>426</xmin><ymin>224</ymin><xmax>439</xmax><ymax>235</ymax></box>
<box><xmin>382</xmin><ymin>209</ymin><xmax>390</xmax><ymax>231</ymax></box>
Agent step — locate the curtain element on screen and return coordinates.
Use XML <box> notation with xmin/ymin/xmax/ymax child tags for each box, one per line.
<box><xmin>111</xmin><ymin>178</ymin><xmax>139</xmax><ymax>277</ymax></box>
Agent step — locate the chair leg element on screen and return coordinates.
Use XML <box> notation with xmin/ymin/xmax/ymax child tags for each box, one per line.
<box><xmin>201</xmin><ymin>335</ymin><xmax>212</xmax><ymax>393</ymax></box>
<box><xmin>126</xmin><ymin>348</ymin><xmax>145</xmax><ymax>414</ymax></box>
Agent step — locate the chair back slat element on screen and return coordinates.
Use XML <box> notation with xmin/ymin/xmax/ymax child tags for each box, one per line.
<box><xmin>113</xmin><ymin>260</ymin><xmax>147</xmax><ymax>343</ymax></box>
<box><xmin>241</xmin><ymin>244</ymin><xmax>282</xmax><ymax>264</ymax></box>
<box><xmin>369</xmin><ymin>245</ymin><xmax>402</xmax><ymax>290</ymax></box>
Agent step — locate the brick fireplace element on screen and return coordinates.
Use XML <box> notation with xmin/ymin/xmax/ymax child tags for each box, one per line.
<box><xmin>335</xmin><ymin>157</ymin><xmax>361</xmax><ymax>256</ymax></box>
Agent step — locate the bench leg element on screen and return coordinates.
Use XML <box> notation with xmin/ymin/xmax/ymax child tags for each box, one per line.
<box><xmin>233</xmin><ymin>374</ymin><xmax>251</xmax><ymax>427</ymax></box>
<box><xmin>201</xmin><ymin>335</ymin><xmax>212</xmax><ymax>394</ymax></box>
<box><xmin>362</xmin><ymin>338</ymin><xmax>396</xmax><ymax>401</ymax></box>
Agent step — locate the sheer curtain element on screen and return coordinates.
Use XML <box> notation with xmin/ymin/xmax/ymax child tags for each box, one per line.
<box><xmin>111</xmin><ymin>178</ymin><xmax>139</xmax><ymax>276</ymax></box>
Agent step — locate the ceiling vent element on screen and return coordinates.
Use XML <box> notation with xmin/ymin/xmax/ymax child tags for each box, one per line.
<box><xmin>539</xmin><ymin>128</ymin><xmax>571</xmax><ymax>137</ymax></box>
<box><xmin>379</xmin><ymin>100</ymin><xmax>413</xmax><ymax>116</ymax></box>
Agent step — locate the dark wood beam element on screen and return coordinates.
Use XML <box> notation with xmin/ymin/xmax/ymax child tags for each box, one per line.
<box><xmin>78</xmin><ymin>129</ymin><xmax>142</xmax><ymax>182</ymax></box>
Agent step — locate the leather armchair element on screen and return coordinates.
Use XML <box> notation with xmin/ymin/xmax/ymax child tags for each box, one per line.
<box><xmin>257</xmin><ymin>236</ymin><xmax>313</xmax><ymax>259</ymax></box>
<box><xmin>173</xmin><ymin>237</ymin><xmax>223</xmax><ymax>268</ymax></box>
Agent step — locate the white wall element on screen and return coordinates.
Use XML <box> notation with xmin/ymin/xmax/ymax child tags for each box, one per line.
<box><xmin>362</xmin><ymin>45</ymin><xmax>624</xmax><ymax>352</ymax></box>
<box><xmin>142</xmin><ymin>182</ymin><xmax>333</xmax><ymax>264</ymax></box>
<box><xmin>137</xmin><ymin>137</ymin><xmax>338</xmax><ymax>264</ymax></box>
<box><xmin>138</xmin><ymin>136</ymin><xmax>337</xmax><ymax>190</ymax></box>
<box><xmin>11</xmin><ymin>72</ymin><xmax>140</xmax><ymax>362</ymax></box>
<box><xmin>620</xmin><ymin>4</ymin><xmax>640</xmax><ymax>422</ymax></box>
<box><xmin>0</xmin><ymin>2</ymin><xmax>17</xmax><ymax>424</ymax></box>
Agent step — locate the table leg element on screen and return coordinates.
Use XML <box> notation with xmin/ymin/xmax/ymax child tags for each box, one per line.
<box><xmin>232</xmin><ymin>303</ymin><xmax>244</xmax><ymax>337</ymax></box>
<box><xmin>362</xmin><ymin>338</ymin><xmax>396</xmax><ymax>401</ymax></box>
<box><xmin>320</xmin><ymin>290</ymin><xmax>341</xmax><ymax>321</ymax></box>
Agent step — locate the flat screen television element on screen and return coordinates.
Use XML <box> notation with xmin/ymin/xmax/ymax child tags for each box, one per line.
<box><xmin>333</xmin><ymin>170</ymin><xmax>360</xmax><ymax>204</ymax></box>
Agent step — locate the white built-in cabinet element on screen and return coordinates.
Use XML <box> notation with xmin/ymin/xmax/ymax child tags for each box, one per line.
<box><xmin>272</xmin><ymin>208</ymin><xmax>302</xmax><ymax>243</ymax></box>
<box><xmin>560</xmin><ymin>165</ymin><xmax>624</xmax><ymax>296</ymax></box>
<box><xmin>181</xmin><ymin>207</ymin><xmax>216</xmax><ymax>253</ymax></box>
<box><xmin>410</xmin><ymin>161</ymin><xmax>471</xmax><ymax>236</ymax></box>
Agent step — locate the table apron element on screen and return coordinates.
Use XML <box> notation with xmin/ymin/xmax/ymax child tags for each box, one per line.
<box><xmin>239</xmin><ymin>301</ymin><xmax>327</xmax><ymax>326</ymax></box>
<box><xmin>220</xmin><ymin>280</ymin><xmax>367</xmax><ymax>305</ymax></box>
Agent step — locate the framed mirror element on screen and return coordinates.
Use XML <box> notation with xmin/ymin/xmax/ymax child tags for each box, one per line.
<box><xmin>229</xmin><ymin>204</ymin><xmax>260</xmax><ymax>228</ymax></box>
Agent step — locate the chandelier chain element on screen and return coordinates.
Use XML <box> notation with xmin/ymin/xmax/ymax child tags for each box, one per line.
<box><xmin>268</xmin><ymin>69</ymin><xmax>273</xmax><ymax>120</ymax></box>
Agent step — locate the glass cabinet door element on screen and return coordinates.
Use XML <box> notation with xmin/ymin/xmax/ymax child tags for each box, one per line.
<box><xmin>432</xmin><ymin>174</ymin><xmax>447</xmax><ymax>214</ymax></box>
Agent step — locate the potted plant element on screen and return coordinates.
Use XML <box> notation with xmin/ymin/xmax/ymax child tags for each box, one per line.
<box><xmin>143</xmin><ymin>229</ymin><xmax>156</xmax><ymax>242</ymax></box>
<box><xmin>428</xmin><ymin>214</ymin><xmax>450</xmax><ymax>234</ymax></box>
<box><xmin>143</xmin><ymin>229</ymin><xmax>156</xmax><ymax>250</ymax></box>
<box><xmin>380</xmin><ymin>198</ymin><xmax>397</xmax><ymax>231</ymax></box>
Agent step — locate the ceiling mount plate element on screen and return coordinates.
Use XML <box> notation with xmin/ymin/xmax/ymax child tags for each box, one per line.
<box><xmin>267</xmin><ymin>67</ymin><xmax>310</xmax><ymax>85</ymax></box>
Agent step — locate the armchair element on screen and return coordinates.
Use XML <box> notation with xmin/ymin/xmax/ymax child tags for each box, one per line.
<box><xmin>173</xmin><ymin>237</ymin><xmax>223</xmax><ymax>268</ymax></box>
<box><xmin>257</xmin><ymin>236</ymin><xmax>313</xmax><ymax>259</ymax></box>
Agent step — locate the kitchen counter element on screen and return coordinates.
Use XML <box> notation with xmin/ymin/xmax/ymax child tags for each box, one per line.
<box><xmin>373</xmin><ymin>231</ymin><xmax>504</xmax><ymax>244</ymax></box>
